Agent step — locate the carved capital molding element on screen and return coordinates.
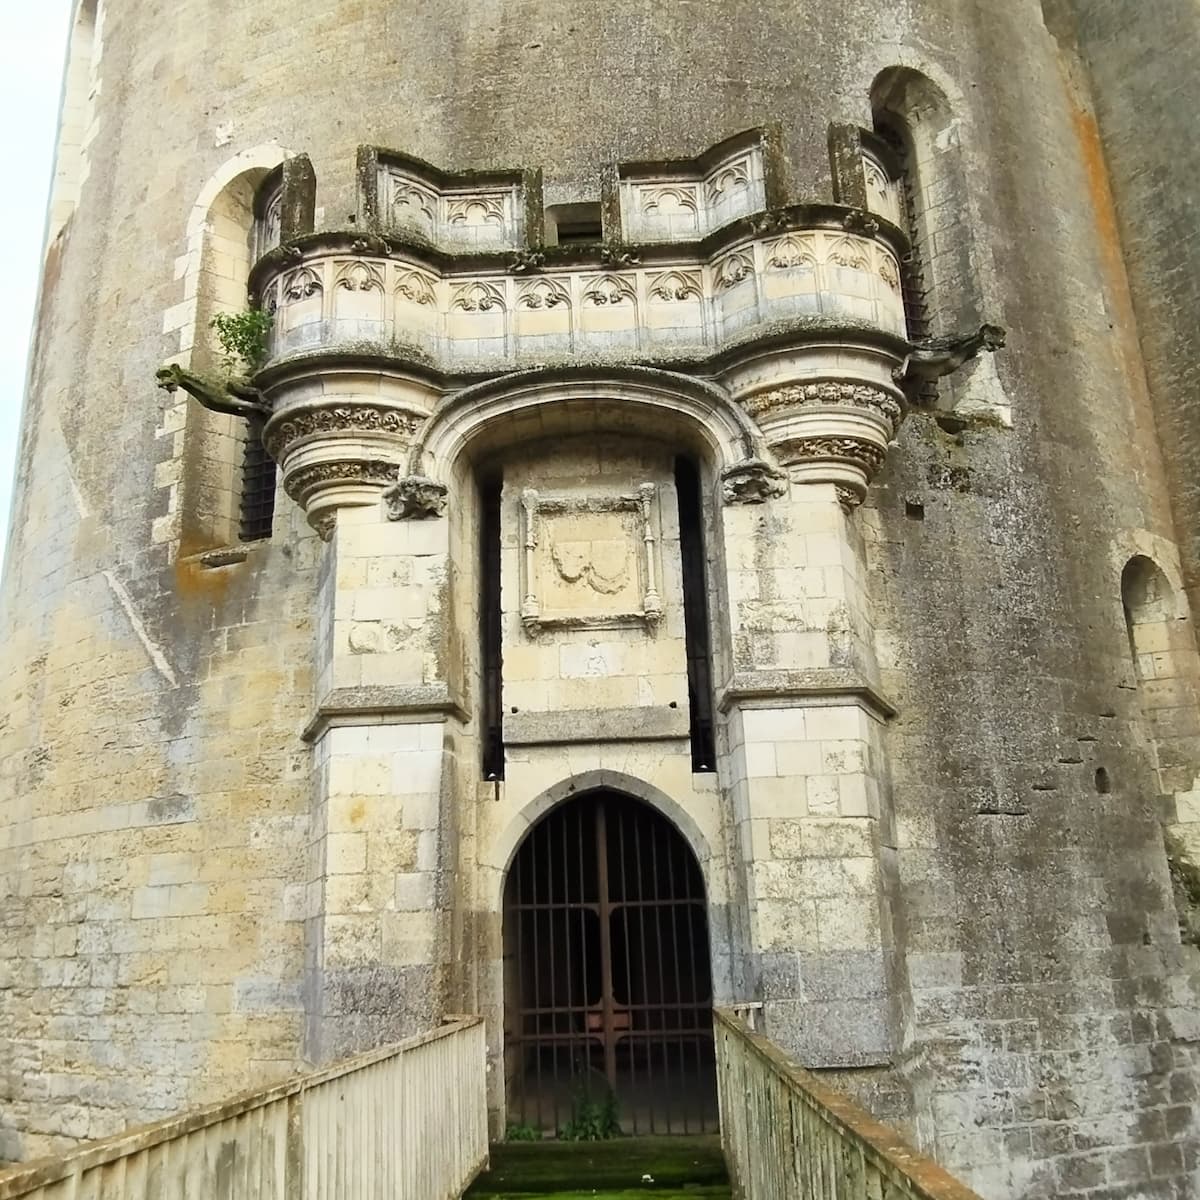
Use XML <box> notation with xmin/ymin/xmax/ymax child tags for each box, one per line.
<box><xmin>284</xmin><ymin>458</ymin><xmax>399</xmax><ymax>505</ymax></box>
<box><xmin>721</xmin><ymin>459</ymin><xmax>788</xmax><ymax>505</ymax></box>
<box><xmin>740</xmin><ymin>380</ymin><xmax>903</xmax><ymax>433</ymax></box>
<box><xmin>263</xmin><ymin>403</ymin><xmax>423</xmax><ymax>460</ymax></box>
<box><xmin>773</xmin><ymin>436</ymin><xmax>887</xmax><ymax>476</ymax></box>
<box><xmin>383</xmin><ymin>476</ymin><xmax>449</xmax><ymax>520</ymax></box>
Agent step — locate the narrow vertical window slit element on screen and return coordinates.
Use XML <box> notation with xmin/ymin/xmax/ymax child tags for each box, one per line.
<box><xmin>238</xmin><ymin>419</ymin><xmax>276</xmax><ymax>542</ymax></box>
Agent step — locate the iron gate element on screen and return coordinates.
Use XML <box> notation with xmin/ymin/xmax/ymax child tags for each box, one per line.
<box><xmin>504</xmin><ymin>791</ymin><xmax>717</xmax><ymax>1135</ymax></box>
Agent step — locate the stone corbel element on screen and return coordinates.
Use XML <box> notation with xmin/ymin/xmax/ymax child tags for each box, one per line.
<box><xmin>383</xmin><ymin>475</ymin><xmax>449</xmax><ymax>520</ymax></box>
<box><xmin>721</xmin><ymin>459</ymin><xmax>788</xmax><ymax>505</ymax></box>
<box><xmin>737</xmin><ymin>378</ymin><xmax>904</xmax><ymax>508</ymax></box>
<box><xmin>894</xmin><ymin>324</ymin><xmax>1007</xmax><ymax>388</ymax></box>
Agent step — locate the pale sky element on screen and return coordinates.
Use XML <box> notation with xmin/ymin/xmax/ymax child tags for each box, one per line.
<box><xmin>0</xmin><ymin>4</ymin><xmax>73</xmax><ymax>570</ymax></box>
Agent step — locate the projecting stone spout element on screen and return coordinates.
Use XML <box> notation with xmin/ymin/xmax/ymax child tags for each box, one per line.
<box><xmin>893</xmin><ymin>323</ymin><xmax>1007</xmax><ymax>387</ymax></box>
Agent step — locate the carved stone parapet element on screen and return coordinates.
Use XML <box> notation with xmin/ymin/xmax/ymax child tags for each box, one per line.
<box><xmin>383</xmin><ymin>476</ymin><xmax>449</xmax><ymax>520</ymax></box>
<box><xmin>721</xmin><ymin>459</ymin><xmax>788</xmax><ymax>505</ymax></box>
<box><xmin>739</xmin><ymin>379</ymin><xmax>903</xmax><ymax>435</ymax></box>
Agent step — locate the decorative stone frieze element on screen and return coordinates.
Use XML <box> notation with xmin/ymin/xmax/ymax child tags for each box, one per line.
<box><xmin>721</xmin><ymin>459</ymin><xmax>788</xmax><ymax>504</ymax></box>
<box><xmin>739</xmin><ymin>380</ymin><xmax>903</xmax><ymax>434</ymax></box>
<box><xmin>263</xmin><ymin>404</ymin><xmax>423</xmax><ymax>460</ymax></box>
<box><xmin>733</xmin><ymin>374</ymin><xmax>902</xmax><ymax>502</ymax></box>
<box><xmin>260</xmin><ymin>384</ymin><xmax>430</xmax><ymax>537</ymax></box>
<box><xmin>382</xmin><ymin>476</ymin><xmax>449</xmax><ymax>521</ymax></box>
<box><xmin>284</xmin><ymin>458</ymin><xmax>399</xmax><ymax>504</ymax></box>
<box><xmin>772</xmin><ymin>435</ymin><xmax>888</xmax><ymax>474</ymax></box>
<box><xmin>771</xmin><ymin>435</ymin><xmax>888</xmax><ymax>504</ymax></box>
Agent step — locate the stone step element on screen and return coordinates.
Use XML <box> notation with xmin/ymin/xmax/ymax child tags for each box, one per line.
<box><xmin>464</xmin><ymin>1136</ymin><xmax>731</xmax><ymax>1197</ymax></box>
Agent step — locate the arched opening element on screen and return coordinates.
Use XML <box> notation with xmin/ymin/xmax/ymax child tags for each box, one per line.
<box><xmin>1122</xmin><ymin>555</ymin><xmax>1175</xmax><ymax>676</ymax></box>
<box><xmin>870</xmin><ymin>67</ymin><xmax>976</xmax><ymax>402</ymax></box>
<box><xmin>502</xmin><ymin>790</ymin><xmax>717</xmax><ymax>1135</ymax></box>
<box><xmin>424</xmin><ymin>372</ymin><xmax>745</xmax><ymax>791</ymax></box>
<box><xmin>160</xmin><ymin>148</ymin><xmax>295</xmax><ymax>553</ymax></box>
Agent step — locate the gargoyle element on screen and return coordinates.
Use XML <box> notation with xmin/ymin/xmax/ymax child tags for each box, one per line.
<box><xmin>155</xmin><ymin>364</ymin><xmax>270</xmax><ymax>420</ymax></box>
<box><xmin>893</xmin><ymin>324</ymin><xmax>1006</xmax><ymax>386</ymax></box>
<box><xmin>351</xmin><ymin>235</ymin><xmax>391</xmax><ymax>256</ymax></box>
<box><xmin>600</xmin><ymin>247</ymin><xmax>641</xmax><ymax>268</ymax></box>
<box><xmin>507</xmin><ymin>250</ymin><xmax>546</xmax><ymax>274</ymax></box>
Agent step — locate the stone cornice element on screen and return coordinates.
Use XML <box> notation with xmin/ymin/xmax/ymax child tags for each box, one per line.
<box><xmin>717</xmin><ymin>670</ymin><xmax>898</xmax><ymax>721</ymax></box>
<box><xmin>301</xmin><ymin>684</ymin><xmax>470</xmax><ymax>743</ymax></box>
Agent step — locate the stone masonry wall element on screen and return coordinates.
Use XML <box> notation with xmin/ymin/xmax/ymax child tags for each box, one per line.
<box><xmin>2</xmin><ymin>1</ymin><xmax>1199</xmax><ymax>1196</ymax></box>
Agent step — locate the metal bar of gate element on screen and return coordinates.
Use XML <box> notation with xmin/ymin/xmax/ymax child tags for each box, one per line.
<box><xmin>595</xmin><ymin>801</ymin><xmax>618</xmax><ymax>1093</ymax></box>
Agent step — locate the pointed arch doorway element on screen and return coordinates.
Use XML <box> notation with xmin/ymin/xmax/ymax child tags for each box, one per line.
<box><xmin>503</xmin><ymin>791</ymin><xmax>717</xmax><ymax>1135</ymax></box>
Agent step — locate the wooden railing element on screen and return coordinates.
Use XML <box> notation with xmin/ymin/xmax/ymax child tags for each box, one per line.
<box><xmin>714</xmin><ymin>1009</ymin><xmax>984</xmax><ymax>1200</ymax></box>
<box><xmin>0</xmin><ymin>1017</ymin><xmax>487</xmax><ymax>1200</ymax></box>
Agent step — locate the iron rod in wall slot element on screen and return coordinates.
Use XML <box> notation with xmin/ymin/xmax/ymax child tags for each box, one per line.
<box><xmin>480</xmin><ymin>476</ymin><xmax>504</xmax><ymax>781</ymax></box>
<box><xmin>674</xmin><ymin>458</ymin><xmax>717</xmax><ymax>772</ymax></box>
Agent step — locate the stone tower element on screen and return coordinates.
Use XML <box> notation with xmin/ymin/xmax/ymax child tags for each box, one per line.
<box><xmin>3</xmin><ymin>1</ymin><xmax>1199</xmax><ymax>1196</ymax></box>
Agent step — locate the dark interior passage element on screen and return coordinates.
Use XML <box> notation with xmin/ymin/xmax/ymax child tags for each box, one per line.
<box><xmin>503</xmin><ymin>792</ymin><xmax>717</xmax><ymax>1135</ymax></box>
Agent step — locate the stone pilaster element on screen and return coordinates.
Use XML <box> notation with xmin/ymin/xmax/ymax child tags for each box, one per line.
<box><xmin>717</xmin><ymin>372</ymin><xmax>906</xmax><ymax>1067</ymax></box>
<box><xmin>300</xmin><ymin>497</ymin><xmax>466</xmax><ymax>1061</ymax></box>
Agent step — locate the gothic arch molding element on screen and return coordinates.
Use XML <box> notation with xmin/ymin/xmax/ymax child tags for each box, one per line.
<box><xmin>407</xmin><ymin>366</ymin><xmax>762</xmax><ymax>481</ymax></box>
<box><xmin>486</xmin><ymin>770</ymin><xmax>714</xmax><ymax>913</ymax></box>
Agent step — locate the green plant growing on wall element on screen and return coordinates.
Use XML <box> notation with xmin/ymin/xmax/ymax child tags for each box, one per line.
<box><xmin>558</xmin><ymin>1085</ymin><xmax>620</xmax><ymax>1141</ymax></box>
<box><xmin>210</xmin><ymin>307</ymin><xmax>273</xmax><ymax>373</ymax></box>
<box><xmin>503</xmin><ymin>1121</ymin><xmax>540</xmax><ymax>1142</ymax></box>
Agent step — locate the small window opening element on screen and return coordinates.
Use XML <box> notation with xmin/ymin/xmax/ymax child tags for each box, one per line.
<box><xmin>253</xmin><ymin>168</ymin><xmax>284</xmax><ymax>262</ymax></box>
<box><xmin>546</xmin><ymin>202</ymin><xmax>603</xmax><ymax>247</ymax></box>
<box><xmin>869</xmin><ymin>120</ymin><xmax>936</xmax><ymax>403</ymax></box>
<box><xmin>481</xmin><ymin>475</ymin><xmax>505</xmax><ymax>780</ymax></box>
<box><xmin>905</xmin><ymin>499</ymin><xmax>925</xmax><ymax>521</ymax></box>
<box><xmin>675</xmin><ymin>457</ymin><xmax>717</xmax><ymax>772</ymax></box>
<box><xmin>238</xmin><ymin>420</ymin><xmax>277</xmax><ymax>542</ymax></box>
<box><xmin>1095</xmin><ymin>767</ymin><xmax>1111</xmax><ymax>794</ymax></box>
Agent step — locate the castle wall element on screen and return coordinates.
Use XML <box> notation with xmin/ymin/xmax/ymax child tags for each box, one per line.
<box><xmin>2</xmin><ymin>1</ymin><xmax>1199</xmax><ymax>1196</ymax></box>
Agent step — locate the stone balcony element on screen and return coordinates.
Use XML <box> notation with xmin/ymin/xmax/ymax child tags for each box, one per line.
<box><xmin>250</xmin><ymin>213</ymin><xmax>906</xmax><ymax>377</ymax></box>
<box><xmin>206</xmin><ymin>134</ymin><xmax>1003</xmax><ymax>539</ymax></box>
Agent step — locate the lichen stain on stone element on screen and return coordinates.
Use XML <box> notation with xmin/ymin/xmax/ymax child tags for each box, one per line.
<box><xmin>348</xmin><ymin>800</ymin><xmax>366</xmax><ymax>827</ymax></box>
<box><xmin>173</xmin><ymin>536</ymin><xmax>239</xmax><ymax>604</ymax></box>
<box><xmin>1060</xmin><ymin>54</ymin><xmax>1150</xmax><ymax>411</ymax></box>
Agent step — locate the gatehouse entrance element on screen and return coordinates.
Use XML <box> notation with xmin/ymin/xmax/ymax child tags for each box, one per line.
<box><xmin>503</xmin><ymin>791</ymin><xmax>717</xmax><ymax>1135</ymax></box>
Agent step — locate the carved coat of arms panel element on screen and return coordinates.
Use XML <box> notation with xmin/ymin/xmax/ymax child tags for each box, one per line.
<box><xmin>518</xmin><ymin>485</ymin><xmax>664</xmax><ymax>632</ymax></box>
